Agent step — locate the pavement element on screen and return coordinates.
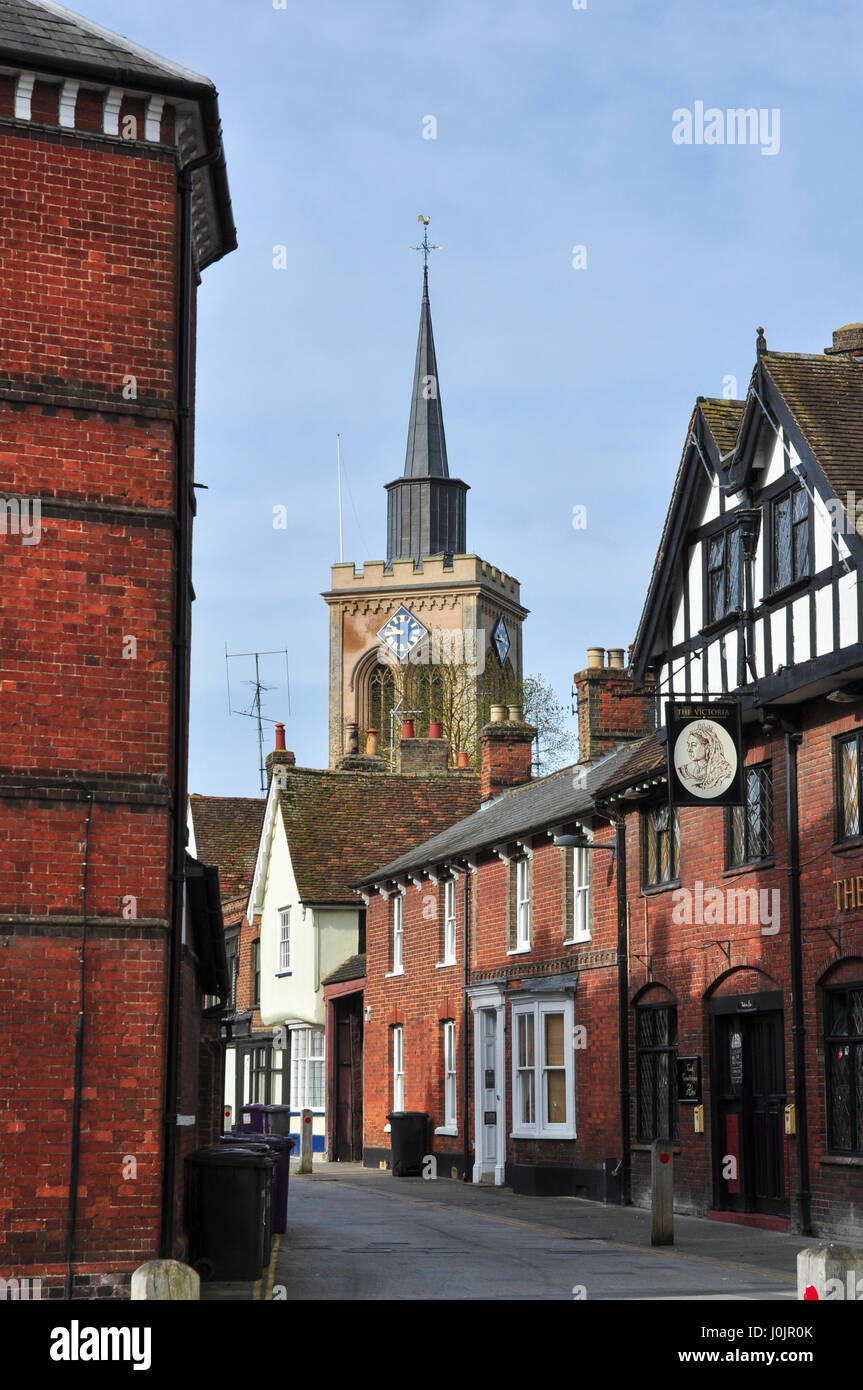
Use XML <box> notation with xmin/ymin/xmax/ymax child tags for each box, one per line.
<box><xmin>202</xmin><ymin>1161</ymin><xmax>813</xmax><ymax>1301</ymax></box>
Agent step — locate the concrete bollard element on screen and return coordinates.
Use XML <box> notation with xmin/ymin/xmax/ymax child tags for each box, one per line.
<box><xmin>650</xmin><ymin>1139</ymin><xmax>674</xmax><ymax>1246</ymax></box>
<box><xmin>131</xmin><ymin>1259</ymin><xmax>200</xmax><ymax>1301</ymax></box>
<box><xmin>298</xmin><ymin>1106</ymin><xmax>313</xmax><ymax>1174</ymax></box>
<box><xmin>797</xmin><ymin>1242</ymin><xmax>863</xmax><ymax>1300</ymax></box>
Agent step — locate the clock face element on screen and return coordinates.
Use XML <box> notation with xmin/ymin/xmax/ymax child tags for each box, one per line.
<box><xmin>492</xmin><ymin>615</ymin><xmax>511</xmax><ymax>665</ymax></box>
<box><xmin>377</xmin><ymin>605</ymin><xmax>428</xmax><ymax>662</ymax></box>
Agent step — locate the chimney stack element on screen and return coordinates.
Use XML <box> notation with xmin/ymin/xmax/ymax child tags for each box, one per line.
<box><xmin>265</xmin><ymin>722</ymin><xmax>296</xmax><ymax>786</ymax></box>
<box><xmin>399</xmin><ymin>723</ymin><xmax>452</xmax><ymax>777</ymax></box>
<box><xmin>479</xmin><ymin>711</ymin><xmax>536</xmax><ymax>801</ymax></box>
<box><xmin>825</xmin><ymin>323</ymin><xmax>863</xmax><ymax>359</ymax></box>
<box><xmin>573</xmin><ymin>646</ymin><xmax>655</xmax><ymax>763</ymax></box>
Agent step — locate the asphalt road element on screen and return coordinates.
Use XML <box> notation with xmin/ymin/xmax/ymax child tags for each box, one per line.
<box><xmin>257</xmin><ymin>1165</ymin><xmax>802</xmax><ymax>1302</ymax></box>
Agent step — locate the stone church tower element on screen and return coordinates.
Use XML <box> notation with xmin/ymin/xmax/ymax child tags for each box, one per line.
<box><xmin>323</xmin><ymin>259</ymin><xmax>527</xmax><ymax>767</ymax></box>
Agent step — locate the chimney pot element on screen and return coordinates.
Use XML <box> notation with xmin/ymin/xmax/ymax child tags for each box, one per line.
<box><xmin>345</xmin><ymin>721</ymin><xmax>359</xmax><ymax>755</ymax></box>
<box><xmin>274</xmin><ymin>722</ymin><xmax>286</xmax><ymax>750</ymax></box>
<box><xmin>401</xmin><ymin>719</ymin><xmax>415</xmax><ymax>740</ymax></box>
<box><xmin>587</xmin><ymin>646</ymin><xmax>605</xmax><ymax>670</ymax></box>
<box><xmin>366</xmin><ymin>728</ymin><xmax>379</xmax><ymax>757</ymax></box>
<box><xmin>428</xmin><ymin>721</ymin><xmax>443</xmax><ymax>739</ymax></box>
<box><xmin>457</xmin><ymin>750</ymin><xmax>469</xmax><ymax>768</ymax></box>
<box><xmin>490</xmin><ymin>704</ymin><xmax>507</xmax><ymax>723</ymax></box>
<box><xmin>607</xmin><ymin>648</ymin><xmax>625</xmax><ymax>670</ymax></box>
<box><xmin>507</xmin><ymin>704</ymin><xmax>523</xmax><ymax>723</ymax></box>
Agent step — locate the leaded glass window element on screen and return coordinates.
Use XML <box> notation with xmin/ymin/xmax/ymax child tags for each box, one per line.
<box><xmin>728</xmin><ymin>763</ymin><xmax>774</xmax><ymax>866</ymax></box>
<box><xmin>636</xmin><ymin>1004</ymin><xmax>679</xmax><ymax>1142</ymax></box>
<box><xmin>825</xmin><ymin>987</ymin><xmax>863</xmax><ymax>1155</ymax></box>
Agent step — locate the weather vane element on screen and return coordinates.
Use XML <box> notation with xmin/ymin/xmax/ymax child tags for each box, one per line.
<box><xmin>410</xmin><ymin>214</ymin><xmax>442</xmax><ymax>270</ymax></box>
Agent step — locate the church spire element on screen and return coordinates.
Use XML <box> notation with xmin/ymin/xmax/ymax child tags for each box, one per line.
<box><xmin>385</xmin><ymin>218</ymin><xmax>469</xmax><ymax>563</ymax></box>
<box><xmin>403</xmin><ymin>257</ymin><xmax>448</xmax><ymax>479</ymax></box>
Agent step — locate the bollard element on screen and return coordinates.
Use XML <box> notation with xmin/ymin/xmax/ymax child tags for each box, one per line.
<box><xmin>131</xmin><ymin>1259</ymin><xmax>200</xmax><ymax>1301</ymax></box>
<box><xmin>797</xmin><ymin>1242</ymin><xmax>863</xmax><ymax>1300</ymax></box>
<box><xmin>650</xmin><ymin>1139</ymin><xmax>674</xmax><ymax>1246</ymax></box>
<box><xmin>298</xmin><ymin>1106</ymin><xmax>313</xmax><ymax>1174</ymax></box>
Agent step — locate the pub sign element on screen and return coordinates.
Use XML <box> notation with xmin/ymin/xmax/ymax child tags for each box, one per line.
<box><xmin>665</xmin><ymin>701</ymin><xmax>744</xmax><ymax>808</ymax></box>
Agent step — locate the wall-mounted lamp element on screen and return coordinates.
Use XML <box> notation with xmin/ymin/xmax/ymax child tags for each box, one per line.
<box><xmin>553</xmin><ymin>833</ymin><xmax>617</xmax><ymax>863</ymax></box>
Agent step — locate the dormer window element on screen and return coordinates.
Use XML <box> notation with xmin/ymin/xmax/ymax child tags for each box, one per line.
<box><xmin>706</xmin><ymin>523</ymin><xmax>743</xmax><ymax>623</ymax></box>
<box><xmin>770</xmin><ymin>484</ymin><xmax>810</xmax><ymax>592</ymax></box>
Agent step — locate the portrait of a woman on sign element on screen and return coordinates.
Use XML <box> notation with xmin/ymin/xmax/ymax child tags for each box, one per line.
<box><xmin>673</xmin><ymin>719</ymin><xmax>737</xmax><ymax>798</ymax></box>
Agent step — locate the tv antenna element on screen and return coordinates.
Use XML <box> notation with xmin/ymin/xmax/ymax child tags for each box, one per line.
<box><xmin>225</xmin><ymin>646</ymin><xmax>291</xmax><ymax>793</ymax></box>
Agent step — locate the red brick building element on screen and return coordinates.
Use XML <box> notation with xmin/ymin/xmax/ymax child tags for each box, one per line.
<box><xmin>0</xmin><ymin>1</ymin><xmax>235</xmax><ymax>1296</ymax></box>
<box><xmin>594</xmin><ymin>330</ymin><xmax>863</xmax><ymax>1238</ymax></box>
<box><xmin>358</xmin><ymin>685</ymin><xmax>651</xmax><ymax>1192</ymax></box>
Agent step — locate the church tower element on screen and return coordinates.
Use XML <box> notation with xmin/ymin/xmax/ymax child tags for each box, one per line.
<box><xmin>323</xmin><ymin>228</ymin><xmax>528</xmax><ymax>768</ymax></box>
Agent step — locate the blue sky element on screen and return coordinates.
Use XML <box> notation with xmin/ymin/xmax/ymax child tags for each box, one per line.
<box><xmin>82</xmin><ymin>0</ymin><xmax>863</xmax><ymax>795</ymax></box>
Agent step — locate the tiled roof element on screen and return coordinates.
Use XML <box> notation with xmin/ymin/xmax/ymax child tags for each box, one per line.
<box><xmin>279</xmin><ymin>769</ymin><xmax>481</xmax><ymax>904</ymax></box>
<box><xmin>356</xmin><ymin>744</ymin><xmax>635</xmax><ymax>886</ymax></box>
<box><xmin>592</xmin><ymin>731</ymin><xmax>666</xmax><ymax>796</ymax></box>
<box><xmin>322</xmin><ymin>953</ymin><xmax>366</xmax><ymax>987</ymax></box>
<box><xmin>188</xmin><ymin>795</ymin><xmax>266</xmax><ymax>906</ymax></box>
<box><xmin>763</xmin><ymin>351</ymin><xmax>863</xmax><ymax>499</ymax></box>
<box><xmin>698</xmin><ymin>397</ymin><xmax>744</xmax><ymax>456</ymax></box>
<box><xmin>0</xmin><ymin>0</ymin><xmax>212</xmax><ymax>86</ymax></box>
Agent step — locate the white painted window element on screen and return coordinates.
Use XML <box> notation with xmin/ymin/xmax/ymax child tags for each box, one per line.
<box><xmin>443</xmin><ymin>878</ymin><xmax>456</xmax><ymax>964</ymax></box>
<box><xmin>516</xmin><ymin>857</ymin><xmax>531</xmax><ymax>949</ymax></box>
<box><xmin>511</xmin><ymin>997</ymin><xmax>576</xmax><ymax>1139</ymax></box>
<box><xmin>392</xmin><ymin>893</ymin><xmax>404</xmax><ymax>974</ymax></box>
<box><xmin>443</xmin><ymin>1021</ymin><xmax>456</xmax><ymax>1128</ymax></box>
<box><xmin>291</xmin><ymin>1027</ymin><xmax>325</xmax><ymax>1110</ymax></box>
<box><xmin>393</xmin><ymin>1025</ymin><xmax>405</xmax><ymax>1111</ymax></box>
<box><xmin>278</xmin><ymin>907</ymin><xmax>291</xmax><ymax>971</ymax></box>
<box><xmin>571</xmin><ymin>843</ymin><xmax>591</xmax><ymax>942</ymax></box>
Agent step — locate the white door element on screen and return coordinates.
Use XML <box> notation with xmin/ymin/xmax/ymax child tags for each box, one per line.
<box><xmin>480</xmin><ymin>1009</ymin><xmax>498</xmax><ymax>1171</ymax></box>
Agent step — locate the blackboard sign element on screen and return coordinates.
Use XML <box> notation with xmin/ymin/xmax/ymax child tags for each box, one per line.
<box><xmin>666</xmin><ymin>701</ymin><xmax>744</xmax><ymax>807</ymax></box>
<box><xmin>677</xmin><ymin>1055</ymin><xmax>702</xmax><ymax>1103</ymax></box>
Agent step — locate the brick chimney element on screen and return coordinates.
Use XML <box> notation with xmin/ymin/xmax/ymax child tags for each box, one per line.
<box><xmin>399</xmin><ymin>721</ymin><xmax>451</xmax><ymax>777</ymax></box>
<box><xmin>573</xmin><ymin>647</ymin><xmax>655</xmax><ymax>763</ymax></box>
<box><xmin>824</xmin><ymin>323</ymin><xmax>863</xmax><ymax>359</ymax></box>
<box><xmin>479</xmin><ymin>704</ymin><xmax>536</xmax><ymax>801</ymax></box>
<box><xmin>265</xmin><ymin>722</ymin><xmax>296</xmax><ymax>786</ymax></box>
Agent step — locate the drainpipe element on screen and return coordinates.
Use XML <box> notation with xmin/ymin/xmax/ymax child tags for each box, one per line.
<box><xmin>462</xmin><ymin>865</ymin><xmax>471</xmax><ymax>1182</ymax></box>
<box><xmin>63</xmin><ymin>790</ymin><xmax>95</xmax><ymax>1301</ymax></box>
<box><xmin>785</xmin><ymin>727</ymin><xmax>812</xmax><ymax>1234</ymax></box>
<box><xmin>614</xmin><ymin>815</ymin><xmax>632</xmax><ymax>1204</ymax></box>
<box><xmin>159</xmin><ymin>137</ymin><xmax>224</xmax><ymax>1259</ymax></box>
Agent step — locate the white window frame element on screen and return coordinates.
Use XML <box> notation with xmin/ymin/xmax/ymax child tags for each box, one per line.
<box><xmin>510</xmin><ymin>995</ymin><xmax>576</xmax><ymax>1139</ymax></box>
<box><xmin>278</xmin><ymin>907</ymin><xmax>291</xmax><ymax>972</ymax></box>
<box><xmin>515</xmin><ymin>857</ymin><xmax>531</xmax><ymax>950</ymax></box>
<box><xmin>393</xmin><ymin>1025</ymin><xmax>405</xmax><ymax>1111</ymax></box>
<box><xmin>567</xmin><ymin>840</ymin><xmax>591</xmax><ymax>944</ymax></box>
<box><xmin>441</xmin><ymin>878</ymin><xmax>457</xmax><ymax>965</ymax></box>
<box><xmin>290</xmin><ymin>1026</ymin><xmax>325</xmax><ymax>1111</ymax></box>
<box><xmin>443</xmin><ymin>1020</ymin><xmax>457</xmax><ymax>1129</ymax></box>
<box><xmin>389</xmin><ymin>893</ymin><xmax>404</xmax><ymax>976</ymax></box>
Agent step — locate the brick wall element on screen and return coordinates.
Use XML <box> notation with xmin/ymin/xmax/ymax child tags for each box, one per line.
<box><xmin>0</xmin><ymin>87</ymin><xmax>203</xmax><ymax>1296</ymax></box>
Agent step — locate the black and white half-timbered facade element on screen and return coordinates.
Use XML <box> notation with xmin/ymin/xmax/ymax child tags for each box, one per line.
<box><xmin>598</xmin><ymin>323</ymin><xmax>863</xmax><ymax>1237</ymax></box>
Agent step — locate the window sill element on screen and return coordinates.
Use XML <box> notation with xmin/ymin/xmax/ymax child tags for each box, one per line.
<box><xmin>275</xmin><ymin>971</ymin><xmax>292</xmax><ymax>978</ymax></box>
<box><xmin>820</xmin><ymin>1154</ymin><xmax>863</xmax><ymax>1168</ymax></box>
<box><xmin>436</xmin><ymin>959</ymin><xmax>457</xmax><ymax>970</ymax></box>
<box><xmin>640</xmin><ymin>880</ymin><xmax>682</xmax><ymax>897</ymax></box>
<box><xmin>632</xmin><ymin>1142</ymin><xmax>683</xmax><ymax>1153</ymax></box>
<box><xmin>700</xmin><ymin>611</ymin><xmax>741</xmax><ymax>640</ymax></box>
<box><xmin>510</xmin><ymin>1129</ymin><xmax>576</xmax><ymax>1142</ymax></box>
<box><xmin>761</xmin><ymin>574</ymin><xmax>811</xmax><ymax>609</ymax></box>
<box><xmin>434</xmin><ymin>1125</ymin><xmax>458</xmax><ymax>1137</ymax></box>
<box><xmin>506</xmin><ymin>945</ymin><xmax>531</xmax><ymax>956</ymax></box>
<box><xmin>563</xmin><ymin>934</ymin><xmax>592</xmax><ymax>947</ymax></box>
<box><xmin>384</xmin><ymin>969</ymin><xmax>405</xmax><ymax>979</ymax></box>
<box><xmin>722</xmin><ymin>858</ymin><xmax>776</xmax><ymax>879</ymax></box>
<box><xmin>831</xmin><ymin>838</ymin><xmax>863</xmax><ymax>856</ymax></box>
